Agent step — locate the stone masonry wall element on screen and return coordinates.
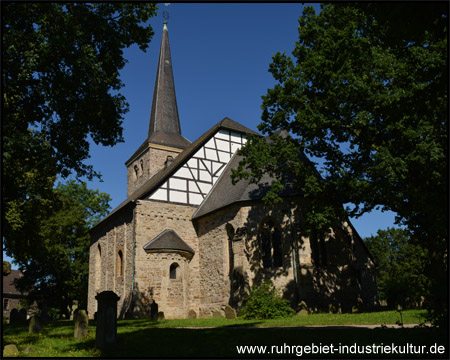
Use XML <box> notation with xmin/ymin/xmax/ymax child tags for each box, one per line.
<box><xmin>88</xmin><ymin>207</ymin><xmax>134</xmax><ymax>319</ymax></box>
<box><xmin>194</xmin><ymin>201</ymin><xmax>301</xmax><ymax>316</ymax></box>
<box><xmin>194</xmin><ymin>198</ymin><xmax>378</xmax><ymax>315</ymax></box>
<box><xmin>132</xmin><ymin>200</ymin><xmax>200</xmax><ymax>319</ymax></box>
<box><xmin>126</xmin><ymin>146</ymin><xmax>182</xmax><ymax>196</ymax></box>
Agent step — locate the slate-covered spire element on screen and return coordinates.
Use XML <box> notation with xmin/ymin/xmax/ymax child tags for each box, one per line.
<box><xmin>148</xmin><ymin>21</ymin><xmax>190</xmax><ymax>149</ymax></box>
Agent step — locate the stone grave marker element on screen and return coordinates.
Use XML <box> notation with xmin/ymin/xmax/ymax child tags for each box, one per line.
<box><xmin>3</xmin><ymin>344</ymin><xmax>19</xmax><ymax>357</ymax></box>
<box><xmin>150</xmin><ymin>300</ymin><xmax>158</xmax><ymax>320</ymax></box>
<box><xmin>19</xmin><ymin>308</ymin><xmax>27</xmax><ymax>323</ymax></box>
<box><xmin>224</xmin><ymin>305</ymin><xmax>236</xmax><ymax>319</ymax></box>
<box><xmin>9</xmin><ymin>308</ymin><xmax>19</xmax><ymax>324</ymax></box>
<box><xmin>157</xmin><ymin>311</ymin><xmax>165</xmax><ymax>321</ymax></box>
<box><xmin>29</xmin><ymin>315</ymin><xmax>42</xmax><ymax>334</ymax></box>
<box><xmin>70</xmin><ymin>300</ymin><xmax>79</xmax><ymax>320</ymax></box>
<box><xmin>95</xmin><ymin>291</ymin><xmax>120</xmax><ymax>350</ymax></box>
<box><xmin>297</xmin><ymin>300</ymin><xmax>308</xmax><ymax>316</ymax></box>
<box><xmin>74</xmin><ymin>310</ymin><xmax>89</xmax><ymax>339</ymax></box>
<box><xmin>188</xmin><ymin>309</ymin><xmax>197</xmax><ymax>319</ymax></box>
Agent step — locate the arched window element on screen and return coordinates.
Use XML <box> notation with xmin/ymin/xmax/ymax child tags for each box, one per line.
<box><xmin>261</xmin><ymin>219</ymin><xmax>283</xmax><ymax>269</ymax></box>
<box><xmin>116</xmin><ymin>250</ymin><xmax>123</xmax><ymax>277</ymax></box>
<box><xmin>311</xmin><ymin>230</ymin><xmax>327</xmax><ymax>267</ymax></box>
<box><xmin>95</xmin><ymin>244</ymin><xmax>102</xmax><ymax>291</ymax></box>
<box><xmin>134</xmin><ymin>164</ymin><xmax>139</xmax><ymax>178</ymax></box>
<box><xmin>170</xmin><ymin>263</ymin><xmax>180</xmax><ymax>279</ymax></box>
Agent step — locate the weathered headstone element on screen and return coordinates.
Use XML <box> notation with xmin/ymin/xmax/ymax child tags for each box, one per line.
<box><xmin>23</xmin><ymin>346</ymin><xmax>35</xmax><ymax>354</ymax></box>
<box><xmin>29</xmin><ymin>315</ymin><xmax>42</xmax><ymax>334</ymax></box>
<box><xmin>150</xmin><ymin>300</ymin><xmax>158</xmax><ymax>321</ymax></box>
<box><xmin>73</xmin><ymin>308</ymin><xmax>79</xmax><ymax>320</ymax></box>
<box><xmin>224</xmin><ymin>305</ymin><xmax>236</xmax><ymax>319</ymax></box>
<box><xmin>95</xmin><ymin>291</ymin><xmax>120</xmax><ymax>350</ymax></box>
<box><xmin>19</xmin><ymin>308</ymin><xmax>27</xmax><ymax>323</ymax></box>
<box><xmin>3</xmin><ymin>344</ymin><xmax>19</xmax><ymax>357</ymax></box>
<box><xmin>297</xmin><ymin>300</ymin><xmax>308</xmax><ymax>316</ymax></box>
<box><xmin>9</xmin><ymin>308</ymin><xmax>19</xmax><ymax>324</ymax></box>
<box><xmin>157</xmin><ymin>311</ymin><xmax>165</xmax><ymax>321</ymax></box>
<box><xmin>70</xmin><ymin>300</ymin><xmax>79</xmax><ymax>320</ymax></box>
<box><xmin>212</xmin><ymin>310</ymin><xmax>224</xmax><ymax>318</ymax></box>
<box><xmin>74</xmin><ymin>310</ymin><xmax>89</xmax><ymax>339</ymax></box>
<box><xmin>40</xmin><ymin>304</ymin><xmax>48</xmax><ymax>322</ymax></box>
<box><xmin>188</xmin><ymin>309</ymin><xmax>197</xmax><ymax>319</ymax></box>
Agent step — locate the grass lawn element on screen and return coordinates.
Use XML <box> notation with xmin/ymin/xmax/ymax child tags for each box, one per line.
<box><xmin>2</xmin><ymin>310</ymin><xmax>448</xmax><ymax>358</ymax></box>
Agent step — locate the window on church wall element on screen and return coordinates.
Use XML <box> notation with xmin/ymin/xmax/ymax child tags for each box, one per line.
<box><xmin>311</xmin><ymin>231</ymin><xmax>327</xmax><ymax>267</ymax></box>
<box><xmin>95</xmin><ymin>244</ymin><xmax>102</xmax><ymax>291</ymax></box>
<box><xmin>134</xmin><ymin>164</ymin><xmax>139</xmax><ymax>178</ymax></box>
<box><xmin>170</xmin><ymin>263</ymin><xmax>180</xmax><ymax>279</ymax></box>
<box><xmin>261</xmin><ymin>220</ymin><xmax>283</xmax><ymax>269</ymax></box>
<box><xmin>116</xmin><ymin>250</ymin><xmax>124</xmax><ymax>277</ymax></box>
<box><xmin>4</xmin><ymin>298</ymin><xmax>9</xmax><ymax>311</ymax></box>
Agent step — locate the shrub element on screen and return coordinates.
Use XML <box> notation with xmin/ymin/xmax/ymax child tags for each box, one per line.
<box><xmin>238</xmin><ymin>280</ymin><xmax>295</xmax><ymax>319</ymax></box>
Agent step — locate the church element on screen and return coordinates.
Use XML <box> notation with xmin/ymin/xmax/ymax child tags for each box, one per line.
<box><xmin>87</xmin><ymin>22</ymin><xmax>378</xmax><ymax>319</ymax></box>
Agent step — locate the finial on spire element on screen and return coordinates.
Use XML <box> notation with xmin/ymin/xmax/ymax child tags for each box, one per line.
<box><xmin>163</xmin><ymin>10</ymin><xmax>169</xmax><ymax>30</ymax></box>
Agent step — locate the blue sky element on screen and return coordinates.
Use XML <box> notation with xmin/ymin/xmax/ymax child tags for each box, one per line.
<box><xmin>3</xmin><ymin>3</ymin><xmax>401</xmax><ymax>268</ymax></box>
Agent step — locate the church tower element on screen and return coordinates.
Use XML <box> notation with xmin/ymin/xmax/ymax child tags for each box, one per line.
<box><xmin>125</xmin><ymin>21</ymin><xmax>191</xmax><ymax>196</ymax></box>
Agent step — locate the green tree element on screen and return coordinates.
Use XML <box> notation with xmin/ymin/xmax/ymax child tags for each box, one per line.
<box><xmin>15</xmin><ymin>180</ymin><xmax>111</xmax><ymax>316</ymax></box>
<box><xmin>238</xmin><ymin>280</ymin><xmax>295</xmax><ymax>319</ymax></box>
<box><xmin>2</xmin><ymin>3</ymin><xmax>157</xmax><ymax>264</ymax></box>
<box><xmin>233</xmin><ymin>3</ymin><xmax>447</xmax><ymax>323</ymax></box>
<box><xmin>364</xmin><ymin>228</ymin><xmax>429</xmax><ymax>308</ymax></box>
<box><xmin>3</xmin><ymin>261</ymin><xmax>12</xmax><ymax>276</ymax></box>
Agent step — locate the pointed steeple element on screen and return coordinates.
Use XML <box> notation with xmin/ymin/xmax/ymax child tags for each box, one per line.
<box><xmin>148</xmin><ymin>21</ymin><xmax>190</xmax><ymax>149</ymax></box>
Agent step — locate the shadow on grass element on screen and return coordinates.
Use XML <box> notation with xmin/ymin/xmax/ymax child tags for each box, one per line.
<box><xmin>99</xmin><ymin>326</ymin><xmax>449</xmax><ymax>358</ymax></box>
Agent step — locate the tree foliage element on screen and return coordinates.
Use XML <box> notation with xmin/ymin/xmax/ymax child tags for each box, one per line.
<box><xmin>3</xmin><ymin>261</ymin><xmax>12</xmax><ymax>276</ymax></box>
<box><xmin>233</xmin><ymin>3</ymin><xmax>447</xmax><ymax>320</ymax></box>
<box><xmin>2</xmin><ymin>3</ymin><xmax>157</xmax><ymax>263</ymax></box>
<box><xmin>364</xmin><ymin>228</ymin><xmax>429</xmax><ymax>308</ymax></box>
<box><xmin>14</xmin><ymin>180</ymin><xmax>111</xmax><ymax>316</ymax></box>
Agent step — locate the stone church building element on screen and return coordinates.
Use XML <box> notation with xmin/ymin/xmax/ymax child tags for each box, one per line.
<box><xmin>87</xmin><ymin>22</ymin><xmax>378</xmax><ymax>319</ymax></box>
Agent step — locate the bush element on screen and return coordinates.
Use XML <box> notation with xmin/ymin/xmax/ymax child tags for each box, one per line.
<box><xmin>238</xmin><ymin>280</ymin><xmax>295</xmax><ymax>319</ymax></box>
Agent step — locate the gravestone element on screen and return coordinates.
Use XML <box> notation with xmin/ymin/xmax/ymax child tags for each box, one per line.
<box><xmin>29</xmin><ymin>315</ymin><xmax>42</xmax><ymax>334</ymax></box>
<box><xmin>23</xmin><ymin>346</ymin><xmax>35</xmax><ymax>354</ymax></box>
<box><xmin>224</xmin><ymin>305</ymin><xmax>236</xmax><ymax>319</ymax></box>
<box><xmin>70</xmin><ymin>300</ymin><xmax>79</xmax><ymax>320</ymax></box>
<box><xmin>74</xmin><ymin>310</ymin><xmax>89</xmax><ymax>339</ymax></box>
<box><xmin>9</xmin><ymin>309</ymin><xmax>19</xmax><ymax>324</ymax></box>
<box><xmin>95</xmin><ymin>291</ymin><xmax>120</xmax><ymax>350</ymax></box>
<box><xmin>3</xmin><ymin>344</ymin><xmax>19</xmax><ymax>357</ymax></box>
<box><xmin>188</xmin><ymin>309</ymin><xmax>197</xmax><ymax>319</ymax></box>
<box><xmin>19</xmin><ymin>308</ymin><xmax>27</xmax><ymax>323</ymax></box>
<box><xmin>157</xmin><ymin>311</ymin><xmax>165</xmax><ymax>321</ymax></box>
<box><xmin>297</xmin><ymin>301</ymin><xmax>308</xmax><ymax>316</ymax></box>
<box><xmin>150</xmin><ymin>300</ymin><xmax>158</xmax><ymax>321</ymax></box>
<box><xmin>212</xmin><ymin>310</ymin><xmax>224</xmax><ymax>318</ymax></box>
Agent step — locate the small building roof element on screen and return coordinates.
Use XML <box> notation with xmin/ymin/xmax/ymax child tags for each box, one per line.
<box><xmin>143</xmin><ymin>229</ymin><xmax>195</xmax><ymax>255</ymax></box>
<box><xmin>2</xmin><ymin>269</ymin><xmax>26</xmax><ymax>296</ymax></box>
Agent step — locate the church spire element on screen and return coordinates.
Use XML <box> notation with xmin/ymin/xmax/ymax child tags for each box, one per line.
<box><xmin>148</xmin><ymin>21</ymin><xmax>190</xmax><ymax>149</ymax></box>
